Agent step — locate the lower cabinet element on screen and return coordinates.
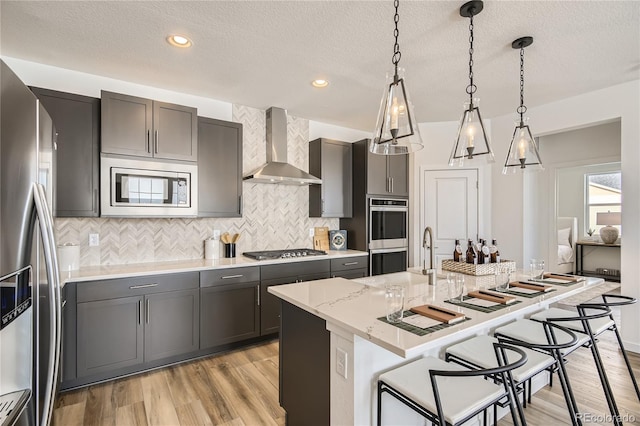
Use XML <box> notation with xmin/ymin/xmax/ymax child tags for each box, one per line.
<box><xmin>330</xmin><ymin>255</ymin><xmax>369</xmax><ymax>278</ymax></box>
<box><xmin>77</xmin><ymin>295</ymin><xmax>144</xmax><ymax>377</ymax></box>
<box><xmin>74</xmin><ymin>272</ymin><xmax>199</xmax><ymax>382</ymax></box>
<box><xmin>200</xmin><ymin>282</ymin><xmax>260</xmax><ymax>348</ymax></box>
<box><xmin>144</xmin><ymin>289</ymin><xmax>199</xmax><ymax>362</ymax></box>
<box><xmin>260</xmin><ymin>261</ymin><xmax>331</xmax><ymax>335</ymax></box>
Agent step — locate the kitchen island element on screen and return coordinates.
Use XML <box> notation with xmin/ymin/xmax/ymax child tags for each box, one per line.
<box><xmin>268</xmin><ymin>271</ymin><xmax>605</xmax><ymax>425</ymax></box>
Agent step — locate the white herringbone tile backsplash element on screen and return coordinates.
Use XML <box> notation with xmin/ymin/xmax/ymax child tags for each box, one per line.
<box><xmin>55</xmin><ymin>105</ymin><xmax>338</xmax><ymax>266</ymax></box>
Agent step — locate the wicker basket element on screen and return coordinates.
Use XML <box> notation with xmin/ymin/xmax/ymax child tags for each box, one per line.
<box><xmin>442</xmin><ymin>259</ymin><xmax>516</xmax><ymax>276</ymax></box>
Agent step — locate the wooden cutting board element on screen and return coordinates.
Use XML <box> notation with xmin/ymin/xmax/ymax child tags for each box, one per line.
<box><xmin>543</xmin><ymin>273</ymin><xmax>579</xmax><ymax>282</ymax></box>
<box><xmin>410</xmin><ymin>305</ymin><xmax>465</xmax><ymax>324</ymax></box>
<box><xmin>510</xmin><ymin>281</ymin><xmax>553</xmax><ymax>292</ymax></box>
<box><xmin>467</xmin><ymin>290</ymin><xmax>517</xmax><ymax>305</ymax></box>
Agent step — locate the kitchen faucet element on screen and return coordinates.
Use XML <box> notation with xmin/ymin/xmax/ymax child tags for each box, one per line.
<box><xmin>422</xmin><ymin>226</ymin><xmax>437</xmax><ymax>285</ymax></box>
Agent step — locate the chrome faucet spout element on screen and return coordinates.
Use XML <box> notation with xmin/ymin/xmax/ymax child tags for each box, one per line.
<box><xmin>422</xmin><ymin>226</ymin><xmax>436</xmax><ymax>285</ymax></box>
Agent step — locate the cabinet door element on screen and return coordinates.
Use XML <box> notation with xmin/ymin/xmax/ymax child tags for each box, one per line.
<box><xmin>200</xmin><ymin>283</ymin><xmax>259</xmax><ymax>348</ymax></box>
<box><xmin>144</xmin><ymin>289</ymin><xmax>199</xmax><ymax>362</ymax></box>
<box><xmin>322</xmin><ymin>141</ymin><xmax>352</xmax><ymax>217</ymax></box>
<box><xmin>77</xmin><ymin>296</ymin><xmax>143</xmax><ymax>377</ymax></box>
<box><xmin>101</xmin><ymin>91</ymin><xmax>153</xmax><ymax>157</ymax></box>
<box><xmin>366</xmin><ymin>150</ymin><xmax>389</xmax><ymax>195</ymax></box>
<box><xmin>153</xmin><ymin>101</ymin><xmax>198</xmax><ymax>161</ymax></box>
<box><xmin>198</xmin><ymin>117</ymin><xmax>243</xmax><ymax>217</ymax></box>
<box><xmin>32</xmin><ymin>88</ymin><xmax>100</xmax><ymax>217</ymax></box>
<box><xmin>260</xmin><ymin>276</ymin><xmax>297</xmax><ymax>335</ymax></box>
<box><xmin>387</xmin><ymin>154</ymin><xmax>409</xmax><ymax>196</ymax></box>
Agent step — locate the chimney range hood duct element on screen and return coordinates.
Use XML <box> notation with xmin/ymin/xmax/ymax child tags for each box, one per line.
<box><xmin>243</xmin><ymin>107</ymin><xmax>322</xmax><ymax>185</ymax></box>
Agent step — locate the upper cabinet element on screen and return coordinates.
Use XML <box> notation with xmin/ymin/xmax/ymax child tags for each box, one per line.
<box><xmin>309</xmin><ymin>138</ymin><xmax>353</xmax><ymax>218</ymax></box>
<box><xmin>364</xmin><ymin>140</ymin><xmax>408</xmax><ymax>197</ymax></box>
<box><xmin>101</xmin><ymin>91</ymin><xmax>197</xmax><ymax>162</ymax></box>
<box><xmin>197</xmin><ymin>117</ymin><xmax>243</xmax><ymax>217</ymax></box>
<box><xmin>31</xmin><ymin>87</ymin><xmax>100</xmax><ymax>217</ymax></box>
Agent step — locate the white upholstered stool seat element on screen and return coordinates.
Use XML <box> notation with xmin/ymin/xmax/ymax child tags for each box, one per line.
<box><xmin>494</xmin><ymin>319</ymin><xmax>589</xmax><ymax>356</ymax></box>
<box><xmin>446</xmin><ymin>335</ymin><xmax>555</xmax><ymax>383</ymax></box>
<box><xmin>379</xmin><ymin>356</ymin><xmax>504</xmax><ymax>425</ymax></box>
<box><xmin>530</xmin><ymin>307</ymin><xmax>614</xmax><ymax>336</ymax></box>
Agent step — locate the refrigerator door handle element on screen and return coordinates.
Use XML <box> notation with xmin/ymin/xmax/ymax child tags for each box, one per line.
<box><xmin>33</xmin><ymin>183</ymin><xmax>62</xmax><ymax>426</ymax></box>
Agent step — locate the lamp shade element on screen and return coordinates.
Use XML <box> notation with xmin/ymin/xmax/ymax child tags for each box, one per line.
<box><xmin>371</xmin><ymin>68</ymin><xmax>424</xmax><ymax>155</ymax></box>
<box><xmin>597</xmin><ymin>212</ymin><xmax>621</xmax><ymax>226</ymax></box>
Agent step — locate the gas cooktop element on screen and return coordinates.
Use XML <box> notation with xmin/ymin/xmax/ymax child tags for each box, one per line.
<box><xmin>242</xmin><ymin>248</ymin><xmax>327</xmax><ymax>260</ymax></box>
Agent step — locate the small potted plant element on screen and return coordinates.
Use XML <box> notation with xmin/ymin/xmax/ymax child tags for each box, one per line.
<box><xmin>587</xmin><ymin>228</ymin><xmax>596</xmax><ymax>241</ymax></box>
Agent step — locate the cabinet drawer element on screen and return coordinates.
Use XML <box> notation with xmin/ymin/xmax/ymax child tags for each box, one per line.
<box><xmin>330</xmin><ymin>256</ymin><xmax>368</xmax><ymax>273</ymax></box>
<box><xmin>200</xmin><ymin>266</ymin><xmax>260</xmax><ymax>287</ymax></box>
<box><xmin>261</xmin><ymin>260</ymin><xmax>330</xmax><ymax>280</ymax></box>
<box><xmin>77</xmin><ymin>272</ymin><xmax>199</xmax><ymax>302</ymax></box>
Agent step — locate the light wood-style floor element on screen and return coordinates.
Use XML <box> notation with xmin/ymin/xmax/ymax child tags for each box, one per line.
<box><xmin>54</xmin><ymin>311</ymin><xmax>640</xmax><ymax>426</ymax></box>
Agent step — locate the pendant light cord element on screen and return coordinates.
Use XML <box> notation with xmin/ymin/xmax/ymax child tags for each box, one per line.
<box><xmin>466</xmin><ymin>14</ymin><xmax>476</xmax><ymax>104</ymax></box>
<box><xmin>517</xmin><ymin>47</ymin><xmax>527</xmax><ymax>125</ymax></box>
<box><xmin>392</xmin><ymin>0</ymin><xmax>401</xmax><ymax>83</ymax></box>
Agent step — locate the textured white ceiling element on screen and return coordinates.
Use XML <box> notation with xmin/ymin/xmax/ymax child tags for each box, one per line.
<box><xmin>1</xmin><ymin>1</ymin><xmax>639</xmax><ymax>131</ymax></box>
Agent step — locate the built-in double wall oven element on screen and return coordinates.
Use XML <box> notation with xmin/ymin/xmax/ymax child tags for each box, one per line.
<box><xmin>369</xmin><ymin>198</ymin><xmax>408</xmax><ymax>275</ymax></box>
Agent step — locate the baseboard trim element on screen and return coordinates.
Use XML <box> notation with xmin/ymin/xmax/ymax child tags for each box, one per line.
<box><xmin>622</xmin><ymin>339</ymin><xmax>640</xmax><ymax>355</ymax></box>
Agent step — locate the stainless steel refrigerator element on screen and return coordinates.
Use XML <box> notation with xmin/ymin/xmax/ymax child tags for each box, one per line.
<box><xmin>0</xmin><ymin>60</ymin><xmax>61</xmax><ymax>426</ymax></box>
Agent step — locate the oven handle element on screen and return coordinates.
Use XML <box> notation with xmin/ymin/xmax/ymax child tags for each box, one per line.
<box><xmin>369</xmin><ymin>206</ymin><xmax>408</xmax><ymax>212</ymax></box>
<box><xmin>370</xmin><ymin>247</ymin><xmax>408</xmax><ymax>254</ymax></box>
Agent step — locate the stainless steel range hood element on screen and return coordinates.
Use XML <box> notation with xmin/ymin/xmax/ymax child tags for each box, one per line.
<box><xmin>243</xmin><ymin>107</ymin><xmax>321</xmax><ymax>185</ymax></box>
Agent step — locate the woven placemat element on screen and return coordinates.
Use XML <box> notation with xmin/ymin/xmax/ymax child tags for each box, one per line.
<box><xmin>488</xmin><ymin>287</ymin><xmax>557</xmax><ymax>298</ymax></box>
<box><xmin>377</xmin><ymin>311</ymin><xmax>471</xmax><ymax>337</ymax></box>
<box><xmin>445</xmin><ymin>296</ymin><xmax>522</xmax><ymax>313</ymax></box>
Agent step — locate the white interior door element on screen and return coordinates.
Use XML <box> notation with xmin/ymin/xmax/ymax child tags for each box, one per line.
<box><xmin>422</xmin><ymin>169</ymin><xmax>478</xmax><ymax>271</ymax></box>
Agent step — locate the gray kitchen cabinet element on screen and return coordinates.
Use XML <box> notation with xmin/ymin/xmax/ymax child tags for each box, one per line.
<box><xmin>358</xmin><ymin>139</ymin><xmax>409</xmax><ymax>197</ymax></box>
<box><xmin>101</xmin><ymin>91</ymin><xmax>197</xmax><ymax>161</ymax></box>
<box><xmin>309</xmin><ymin>138</ymin><xmax>352</xmax><ymax>218</ymax></box>
<box><xmin>144</xmin><ymin>288</ymin><xmax>199</xmax><ymax>362</ymax></box>
<box><xmin>330</xmin><ymin>255</ymin><xmax>369</xmax><ymax>278</ymax></box>
<box><xmin>74</xmin><ymin>272</ymin><xmax>199</xmax><ymax>380</ymax></box>
<box><xmin>198</xmin><ymin>117</ymin><xmax>243</xmax><ymax>217</ymax></box>
<box><xmin>200</xmin><ymin>267</ymin><xmax>260</xmax><ymax>347</ymax></box>
<box><xmin>77</xmin><ymin>295</ymin><xmax>144</xmax><ymax>377</ymax></box>
<box><xmin>31</xmin><ymin>87</ymin><xmax>100</xmax><ymax>217</ymax></box>
<box><xmin>260</xmin><ymin>260</ymin><xmax>331</xmax><ymax>335</ymax></box>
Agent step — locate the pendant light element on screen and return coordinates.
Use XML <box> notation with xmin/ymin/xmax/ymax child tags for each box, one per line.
<box><xmin>503</xmin><ymin>36</ymin><xmax>544</xmax><ymax>174</ymax></box>
<box><xmin>449</xmin><ymin>0</ymin><xmax>494</xmax><ymax>167</ymax></box>
<box><xmin>370</xmin><ymin>0</ymin><xmax>424</xmax><ymax>155</ymax></box>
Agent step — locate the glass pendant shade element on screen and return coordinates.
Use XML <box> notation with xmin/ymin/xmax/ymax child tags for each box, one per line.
<box><xmin>370</xmin><ymin>68</ymin><xmax>424</xmax><ymax>155</ymax></box>
<box><xmin>449</xmin><ymin>98</ymin><xmax>494</xmax><ymax>166</ymax></box>
<box><xmin>503</xmin><ymin>118</ymin><xmax>543</xmax><ymax>174</ymax></box>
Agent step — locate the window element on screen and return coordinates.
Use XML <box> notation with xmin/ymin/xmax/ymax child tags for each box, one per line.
<box><xmin>585</xmin><ymin>172</ymin><xmax>621</xmax><ymax>235</ymax></box>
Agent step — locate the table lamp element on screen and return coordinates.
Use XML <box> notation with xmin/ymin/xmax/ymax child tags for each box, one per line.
<box><xmin>597</xmin><ymin>212</ymin><xmax>621</xmax><ymax>244</ymax></box>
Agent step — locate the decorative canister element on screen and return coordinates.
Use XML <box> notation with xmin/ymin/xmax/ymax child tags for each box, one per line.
<box><xmin>58</xmin><ymin>243</ymin><xmax>80</xmax><ymax>271</ymax></box>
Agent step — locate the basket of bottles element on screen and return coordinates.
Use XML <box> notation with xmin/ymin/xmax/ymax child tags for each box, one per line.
<box><xmin>442</xmin><ymin>259</ymin><xmax>517</xmax><ymax>276</ymax></box>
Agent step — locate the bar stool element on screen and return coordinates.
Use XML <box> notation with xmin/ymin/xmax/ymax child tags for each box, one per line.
<box><xmin>377</xmin><ymin>342</ymin><xmax>527</xmax><ymax>426</ymax></box>
<box><xmin>530</xmin><ymin>293</ymin><xmax>640</xmax><ymax>401</ymax></box>
<box><xmin>495</xmin><ymin>310</ymin><xmax>612</xmax><ymax>426</ymax></box>
<box><xmin>445</xmin><ymin>335</ymin><xmax>555</xmax><ymax>407</ymax></box>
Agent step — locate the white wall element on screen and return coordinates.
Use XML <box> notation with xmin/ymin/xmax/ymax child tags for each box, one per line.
<box><xmin>410</xmin><ymin>121</ymin><xmax>492</xmax><ymax>268</ymax></box>
<box><xmin>491</xmin><ymin>80</ymin><xmax>640</xmax><ymax>353</ymax></box>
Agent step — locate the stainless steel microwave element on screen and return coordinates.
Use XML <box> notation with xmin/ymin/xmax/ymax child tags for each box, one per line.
<box><xmin>100</xmin><ymin>155</ymin><xmax>198</xmax><ymax>217</ymax></box>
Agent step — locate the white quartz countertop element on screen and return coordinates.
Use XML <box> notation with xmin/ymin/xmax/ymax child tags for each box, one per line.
<box><xmin>60</xmin><ymin>249</ymin><xmax>368</xmax><ymax>285</ymax></box>
<box><xmin>268</xmin><ymin>271</ymin><xmax>605</xmax><ymax>358</ymax></box>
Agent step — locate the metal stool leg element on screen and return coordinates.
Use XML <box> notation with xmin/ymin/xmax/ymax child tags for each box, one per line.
<box><xmin>612</xmin><ymin>323</ymin><xmax>640</xmax><ymax>401</ymax></box>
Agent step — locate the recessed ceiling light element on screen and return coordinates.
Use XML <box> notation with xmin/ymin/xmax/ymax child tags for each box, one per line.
<box><xmin>167</xmin><ymin>34</ymin><xmax>192</xmax><ymax>48</ymax></box>
<box><xmin>311</xmin><ymin>79</ymin><xmax>329</xmax><ymax>88</ymax></box>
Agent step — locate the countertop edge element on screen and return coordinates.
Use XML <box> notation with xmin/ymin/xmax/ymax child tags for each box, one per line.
<box><xmin>61</xmin><ymin>250</ymin><xmax>368</xmax><ymax>285</ymax></box>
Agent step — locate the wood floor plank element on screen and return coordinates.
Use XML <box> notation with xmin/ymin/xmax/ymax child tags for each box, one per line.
<box><xmin>253</xmin><ymin>356</ymin><xmax>280</xmax><ymax>389</ymax></box>
<box><xmin>112</xmin><ymin>375</ymin><xmax>144</xmax><ymax>408</ymax></box>
<box><xmin>174</xmin><ymin>399</ymin><xmax>214</xmax><ymax>426</ymax></box>
<box><xmin>53</xmin><ymin>401</ymin><xmax>86</xmax><ymax>426</ymax></box>
<box><xmin>115</xmin><ymin>400</ymin><xmax>147</xmax><ymax>426</ymax></box>
<box><xmin>140</xmin><ymin>370</ymin><xmax>180</xmax><ymax>426</ymax></box>
<box><xmin>82</xmin><ymin>381</ymin><xmax>116</xmax><ymax>426</ymax></box>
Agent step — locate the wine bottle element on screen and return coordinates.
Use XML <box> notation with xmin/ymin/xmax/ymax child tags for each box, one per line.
<box><xmin>476</xmin><ymin>239</ymin><xmax>484</xmax><ymax>264</ymax></box>
<box><xmin>490</xmin><ymin>239</ymin><xmax>500</xmax><ymax>263</ymax></box>
<box><xmin>453</xmin><ymin>239</ymin><xmax>462</xmax><ymax>262</ymax></box>
<box><xmin>466</xmin><ymin>239</ymin><xmax>477</xmax><ymax>264</ymax></box>
<box><xmin>482</xmin><ymin>240</ymin><xmax>490</xmax><ymax>264</ymax></box>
